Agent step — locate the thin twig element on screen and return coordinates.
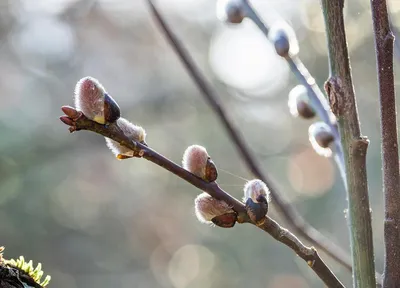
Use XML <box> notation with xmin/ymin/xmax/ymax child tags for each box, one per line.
<box><xmin>320</xmin><ymin>1</ymin><xmax>376</xmax><ymax>287</ymax></box>
<box><xmin>370</xmin><ymin>1</ymin><xmax>400</xmax><ymax>287</ymax></box>
<box><xmin>145</xmin><ymin>0</ymin><xmax>353</xmax><ymax>273</ymax></box>
<box><xmin>240</xmin><ymin>0</ymin><xmax>347</xmax><ymax>191</ymax></box>
<box><xmin>59</xmin><ymin>109</ymin><xmax>345</xmax><ymax>288</ymax></box>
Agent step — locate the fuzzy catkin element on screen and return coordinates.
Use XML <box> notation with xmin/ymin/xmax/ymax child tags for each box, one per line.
<box><xmin>243</xmin><ymin>179</ymin><xmax>271</xmax><ymax>203</ymax></box>
<box><xmin>194</xmin><ymin>192</ymin><xmax>234</xmax><ymax>224</ymax></box>
<box><xmin>105</xmin><ymin>118</ymin><xmax>146</xmax><ymax>157</ymax></box>
<box><xmin>182</xmin><ymin>145</ymin><xmax>209</xmax><ymax>179</ymax></box>
<box><xmin>74</xmin><ymin>76</ymin><xmax>107</xmax><ymax>124</ymax></box>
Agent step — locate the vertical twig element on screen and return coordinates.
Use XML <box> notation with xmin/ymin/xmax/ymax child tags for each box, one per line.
<box><xmin>320</xmin><ymin>1</ymin><xmax>376</xmax><ymax>287</ymax></box>
<box><xmin>370</xmin><ymin>1</ymin><xmax>400</xmax><ymax>287</ymax></box>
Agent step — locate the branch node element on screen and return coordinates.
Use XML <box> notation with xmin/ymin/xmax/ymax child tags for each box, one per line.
<box><xmin>384</xmin><ymin>31</ymin><xmax>395</xmax><ymax>46</ymax></box>
<box><xmin>324</xmin><ymin>76</ymin><xmax>344</xmax><ymax>117</ymax></box>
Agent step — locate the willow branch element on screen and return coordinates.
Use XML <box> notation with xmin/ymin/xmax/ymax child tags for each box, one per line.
<box><xmin>145</xmin><ymin>0</ymin><xmax>352</xmax><ymax>273</ymax></box>
<box><xmin>240</xmin><ymin>0</ymin><xmax>346</xmax><ymax>191</ymax></box>
<box><xmin>370</xmin><ymin>1</ymin><xmax>400</xmax><ymax>287</ymax></box>
<box><xmin>320</xmin><ymin>1</ymin><xmax>376</xmax><ymax>287</ymax></box>
<box><xmin>59</xmin><ymin>110</ymin><xmax>344</xmax><ymax>288</ymax></box>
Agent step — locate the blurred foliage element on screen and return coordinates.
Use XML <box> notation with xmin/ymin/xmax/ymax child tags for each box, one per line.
<box><xmin>0</xmin><ymin>0</ymin><xmax>398</xmax><ymax>287</ymax></box>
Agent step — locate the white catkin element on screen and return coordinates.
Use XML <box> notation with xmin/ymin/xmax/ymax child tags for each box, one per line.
<box><xmin>243</xmin><ymin>179</ymin><xmax>271</xmax><ymax>203</ymax></box>
<box><xmin>105</xmin><ymin>118</ymin><xmax>146</xmax><ymax>157</ymax></box>
<box><xmin>74</xmin><ymin>76</ymin><xmax>107</xmax><ymax>123</ymax></box>
<box><xmin>194</xmin><ymin>192</ymin><xmax>233</xmax><ymax>224</ymax></box>
<box><xmin>182</xmin><ymin>145</ymin><xmax>209</xmax><ymax>178</ymax></box>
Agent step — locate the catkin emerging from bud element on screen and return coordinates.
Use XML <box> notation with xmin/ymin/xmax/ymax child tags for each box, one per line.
<box><xmin>182</xmin><ymin>145</ymin><xmax>218</xmax><ymax>182</ymax></box>
<box><xmin>243</xmin><ymin>179</ymin><xmax>271</xmax><ymax>203</ymax></box>
<box><xmin>194</xmin><ymin>192</ymin><xmax>235</xmax><ymax>226</ymax></box>
<box><xmin>288</xmin><ymin>85</ymin><xmax>316</xmax><ymax>119</ymax></box>
<box><xmin>105</xmin><ymin>118</ymin><xmax>146</xmax><ymax>159</ymax></box>
<box><xmin>308</xmin><ymin>122</ymin><xmax>334</xmax><ymax>157</ymax></box>
<box><xmin>268</xmin><ymin>21</ymin><xmax>299</xmax><ymax>57</ymax></box>
<box><xmin>216</xmin><ymin>0</ymin><xmax>246</xmax><ymax>24</ymax></box>
<box><xmin>74</xmin><ymin>76</ymin><xmax>120</xmax><ymax>125</ymax></box>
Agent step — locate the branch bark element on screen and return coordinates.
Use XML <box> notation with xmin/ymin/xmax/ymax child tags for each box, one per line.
<box><xmin>145</xmin><ymin>0</ymin><xmax>353</xmax><ymax>274</ymax></box>
<box><xmin>370</xmin><ymin>1</ymin><xmax>400</xmax><ymax>287</ymax></box>
<box><xmin>59</xmin><ymin>109</ymin><xmax>345</xmax><ymax>288</ymax></box>
<box><xmin>320</xmin><ymin>1</ymin><xmax>376</xmax><ymax>287</ymax></box>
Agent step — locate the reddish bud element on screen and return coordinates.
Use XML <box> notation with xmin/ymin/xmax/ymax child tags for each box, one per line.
<box><xmin>59</xmin><ymin>116</ymin><xmax>74</xmax><ymax>126</ymax></box>
<box><xmin>61</xmin><ymin>105</ymin><xmax>81</xmax><ymax>119</ymax></box>
<box><xmin>211</xmin><ymin>212</ymin><xmax>237</xmax><ymax>228</ymax></box>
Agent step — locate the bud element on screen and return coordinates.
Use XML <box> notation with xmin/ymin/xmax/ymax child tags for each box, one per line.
<box><xmin>59</xmin><ymin>115</ymin><xmax>75</xmax><ymax>126</ymax></box>
<box><xmin>308</xmin><ymin>122</ymin><xmax>334</xmax><ymax>157</ymax></box>
<box><xmin>61</xmin><ymin>105</ymin><xmax>81</xmax><ymax>119</ymax></box>
<box><xmin>5</xmin><ymin>255</ymin><xmax>51</xmax><ymax>287</ymax></box>
<box><xmin>268</xmin><ymin>21</ymin><xmax>299</xmax><ymax>57</ymax></box>
<box><xmin>243</xmin><ymin>179</ymin><xmax>270</xmax><ymax>224</ymax></box>
<box><xmin>105</xmin><ymin>118</ymin><xmax>146</xmax><ymax>159</ymax></box>
<box><xmin>182</xmin><ymin>145</ymin><xmax>218</xmax><ymax>182</ymax></box>
<box><xmin>194</xmin><ymin>192</ymin><xmax>236</xmax><ymax>227</ymax></box>
<box><xmin>216</xmin><ymin>0</ymin><xmax>246</xmax><ymax>24</ymax></box>
<box><xmin>243</xmin><ymin>179</ymin><xmax>271</xmax><ymax>204</ymax></box>
<box><xmin>74</xmin><ymin>76</ymin><xmax>120</xmax><ymax>125</ymax></box>
<box><xmin>288</xmin><ymin>85</ymin><xmax>316</xmax><ymax>119</ymax></box>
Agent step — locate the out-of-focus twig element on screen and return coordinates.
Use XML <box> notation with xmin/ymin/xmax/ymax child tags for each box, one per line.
<box><xmin>370</xmin><ymin>1</ymin><xmax>400</xmax><ymax>287</ymax></box>
<box><xmin>321</xmin><ymin>1</ymin><xmax>376</xmax><ymax>287</ymax></box>
<box><xmin>240</xmin><ymin>0</ymin><xmax>346</xmax><ymax>192</ymax></box>
<box><xmin>59</xmin><ymin>108</ymin><xmax>345</xmax><ymax>288</ymax></box>
<box><xmin>145</xmin><ymin>0</ymin><xmax>353</xmax><ymax>274</ymax></box>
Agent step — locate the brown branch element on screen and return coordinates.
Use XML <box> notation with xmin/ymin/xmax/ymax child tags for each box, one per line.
<box><xmin>388</xmin><ymin>7</ymin><xmax>400</xmax><ymax>63</ymax></box>
<box><xmin>320</xmin><ymin>1</ymin><xmax>376</xmax><ymax>287</ymax></box>
<box><xmin>370</xmin><ymin>1</ymin><xmax>400</xmax><ymax>287</ymax></box>
<box><xmin>145</xmin><ymin>0</ymin><xmax>353</xmax><ymax>274</ymax></box>
<box><xmin>59</xmin><ymin>109</ymin><xmax>345</xmax><ymax>288</ymax></box>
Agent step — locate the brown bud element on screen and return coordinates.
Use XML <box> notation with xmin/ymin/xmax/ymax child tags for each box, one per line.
<box><xmin>245</xmin><ymin>197</ymin><xmax>268</xmax><ymax>225</ymax></box>
<box><xmin>104</xmin><ymin>93</ymin><xmax>121</xmax><ymax>124</ymax></box>
<box><xmin>288</xmin><ymin>85</ymin><xmax>315</xmax><ymax>119</ymax></box>
<box><xmin>211</xmin><ymin>212</ymin><xmax>237</xmax><ymax>228</ymax></box>
<box><xmin>216</xmin><ymin>0</ymin><xmax>246</xmax><ymax>24</ymax></box>
<box><xmin>205</xmin><ymin>158</ymin><xmax>218</xmax><ymax>182</ymax></box>
<box><xmin>269</xmin><ymin>21</ymin><xmax>299</xmax><ymax>57</ymax></box>
<box><xmin>309</xmin><ymin>122</ymin><xmax>334</xmax><ymax>157</ymax></box>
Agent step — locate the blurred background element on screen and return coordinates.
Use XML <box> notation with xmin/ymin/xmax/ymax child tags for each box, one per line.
<box><xmin>0</xmin><ymin>0</ymin><xmax>397</xmax><ymax>287</ymax></box>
